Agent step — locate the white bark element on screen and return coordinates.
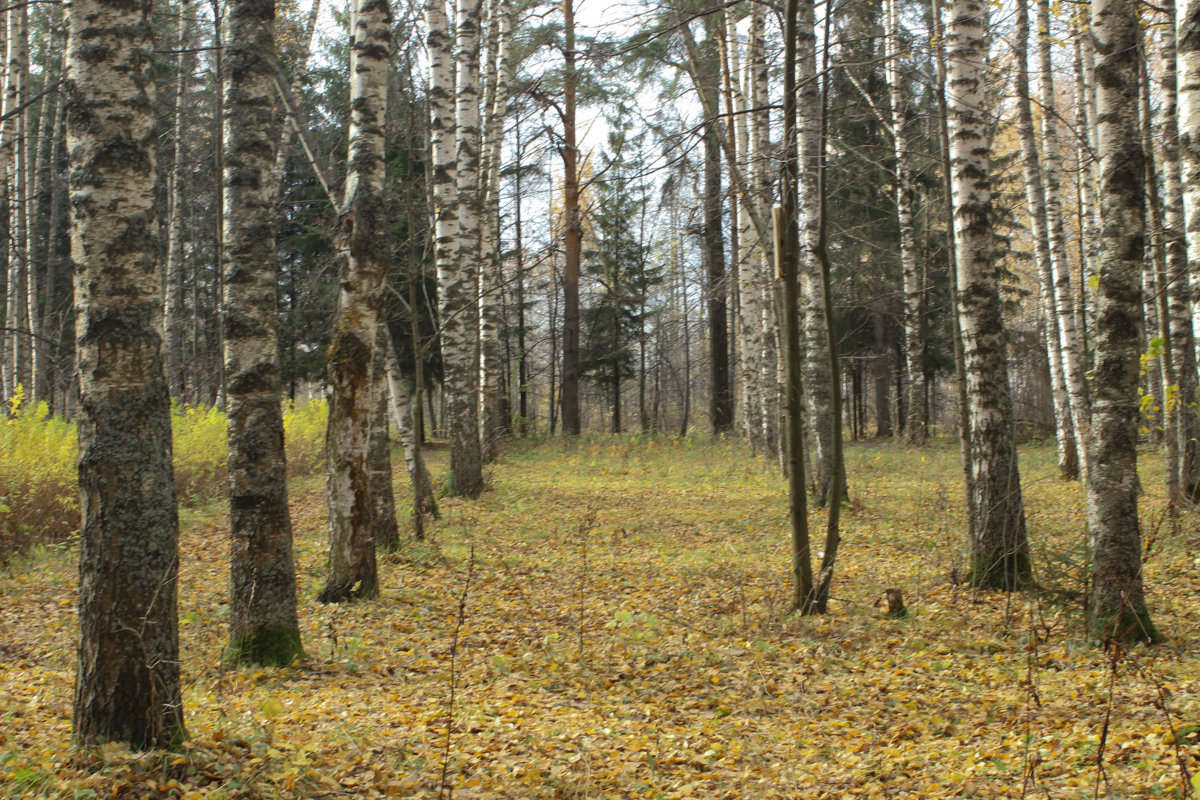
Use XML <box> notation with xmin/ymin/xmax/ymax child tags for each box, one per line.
<box><xmin>945</xmin><ymin>0</ymin><xmax>1030</xmax><ymax>588</ymax></box>
<box><xmin>320</xmin><ymin>0</ymin><xmax>392</xmax><ymax>603</ymax></box>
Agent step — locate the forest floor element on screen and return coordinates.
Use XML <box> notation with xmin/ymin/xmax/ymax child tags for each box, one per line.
<box><xmin>1</xmin><ymin>434</ymin><xmax>1199</xmax><ymax>799</ymax></box>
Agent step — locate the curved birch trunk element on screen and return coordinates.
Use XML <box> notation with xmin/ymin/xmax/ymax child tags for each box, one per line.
<box><xmin>67</xmin><ymin>0</ymin><xmax>183</xmax><ymax>746</ymax></box>
<box><xmin>1088</xmin><ymin>0</ymin><xmax>1157</xmax><ymax>643</ymax></box>
<box><xmin>945</xmin><ymin>0</ymin><xmax>1030</xmax><ymax>590</ymax></box>
<box><xmin>1014</xmin><ymin>0</ymin><xmax>1079</xmax><ymax>479</ymax></box>
<box><xmin>319</xmin><ymin>0</ymin><xmax>392</xmax><ymax>603</ymax></box>
<box><xmin>222</xmin><ymin>0</ymin><xmax>303</xmax><ymax>665</ymax></box>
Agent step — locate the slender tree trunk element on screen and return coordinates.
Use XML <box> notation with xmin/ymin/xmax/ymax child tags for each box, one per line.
<box><xmin>1163</xmin><ymin>0</ymin><xmax>1200</xmax><ymax>502</ymax></box>
<box><xmin>698</xmin><ymin>16</ymin><xmax>731</xmax><ymax>434</ymax></box>
<box><xmin>780</xmin><ymin>0</ymin><xmax>813</xmax><ymax>612</ymax></box>
<box><xmin>1038</xmin><ymin>0</ymin><xmax>1091</xmax><ymax>476</ymax></box>
<box><xmin>164</xmin><ymin>12</ymin><xmax>193</xmax><ymax>402</ymax></box>
<box><xmin>1074</xmin><ymin>11</ymin><xmax>1101</xmax><ymax>347</ymax></box>
<box><xmin>385</xmin><ymin>325</ymin><xmax>436</xmax><ymax>531</ymax></box>
<box><xmin>368</xmin><ymin>324</ymin><xmax>399</xmax><ymax>551</ymax></box>
<box><xmin>6</xmin><ymin>4</ymin><xmax>29</xmax><ymax>395</ymax></box>
<box><xmin>478</xmin><ymin>0</ymin><xmax>512</xmax><ymax>459</ymax></box>
<box><xmin>885</xmin><ymin>0</ymin><xmax>926</xmax><ymax>444</ymax></box>
<box><xmin>1014</xmin><ymin>0</ymin><xmax>1079</xmax><ymax>479</ymax></box>
<box><xmin>560</xmin><ymin>0</ymin><xmax>581</xmax><ymax>435</ymax></box>
<box><xmin>222</xmin><ymin>0</ymin><xmax>303</xmax><ymax>664</ymax></box>
<box><xmin>946</xmin><ymin>0</ymin><xmax>1031</xmax><ymax>590</ymax></box>
<box><xmin>68</xmin><ymin>0</ymin><xmax>183</xmax><ymax>746</ymax></box>
<box><xmin>798</xmin><ymin>0</ymin><xmax>839</xmax><ymax>504</ymax></box>
<box><xmin>319</xmin><ymin>0</ymin><xmax>392</xmax><ymax>603</ymax></box>
<box><xmin>210</xmin><ymin>0</ymin><xmax>227</xmax><ymax>409</ymax></box>
<box><xmin>1088</xmin><ymin>0</ymin><xmax>1157</xmax><ymax>643</ymax></box>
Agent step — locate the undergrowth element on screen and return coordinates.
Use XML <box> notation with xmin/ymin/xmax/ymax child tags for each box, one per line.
<box><xmin>0</xmin><ymin>392</ymin><xmax>328</xmax><ymax>558</ymax></box>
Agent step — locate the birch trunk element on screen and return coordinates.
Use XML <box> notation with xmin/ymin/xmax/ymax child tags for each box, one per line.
<box><xmin>1088</xmin><ymin>0</ymin><xmax>1157</xmax><ymax>643</ymax></box>
<box><xmin>319</xmin><ymin>0</ymin><xmax>392</xmax><ymax>603</ymax></box>
<box><xmin>799</xmin><ymin>0</ymin><xmax>840</xmax><ymax>505</ymax></box>
<box><xmin>1037</xmin><ymin>0</ymin><xmax>1091</xmax><ymax>474</ymax></box>
<box><xmin>478</xmin><ymin>0</ymin><xmax>512</xmax><ymax>459</ymax></box>
<box><xmin>439</xmin><ymin>0</ymin><xmax>485</xmax><ymax>492</ymax></box>
<box><xmin>368</xmin><ymin>324</ymin><xmax>399</xmax><ymax>551</ymax></box>
<box><xmin>885</xmin><ymin>0</ymin><xmax>926</xmax><ymax>444</ymax></box>
<box><xmin>1074</xmin><ymin>12</ymin><xmax>1101</xmax><ymax>347</ymax></box>
<box><xmin>164</xmin><ymin>13</ymin><xmax>193</xmax><ymax>400</ymax></box>
<box><xmin>1015</xmin><ymin>0</ymin><xmax>1079</xmax><ymax>479</ymax></box>
<box><xmin>67</xmin><ymin>0</ymin><xmax>183</xmax><ymax>746</ymax></box>
<box><xmin>729</xmin><ymin>15</ymin><xmax>763</xmax><ymax>454</ymax></box>
<box><xmin>385</xmin><ymin>326</ymin><xmax>436</xmax><ymax>525</ymax></box>
<box><xmin>5</xmin><ymin>5</ymin><xmax>29</xmax><ymax>395</ymax></box>
<box><xmin>946</xmin><ymin>0</ymin><xmax>1031</xmax><ymax>589</ymax></box>
<box><xmin>0</xmin><ymin>10</ymin><xmax>9</xmax><ymax>401</ymax></box>
<box><xmin>222</xmin><ymin>0</ymin><xmax>303</xmax><ymax>664</ymax></box>
<box><xmin>1162</xmin><ymin>0</ymin><xmax>1200</xmax><ymax>502</ymax></box>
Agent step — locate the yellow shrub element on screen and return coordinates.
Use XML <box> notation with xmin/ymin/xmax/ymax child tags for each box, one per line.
<box><xmin>0</xmin><ymin>394</ymin><xmax>328</xmax><ymax>557</ymax></box>
<box><xmin>283</xmin><ymin>398</ymin><xmax>327</xmax><ymax>479</ymax></box>
<box><xmin>0</xmin><ymin>387</ymin><xmax>79</xmax><ymax>554</ymax></box>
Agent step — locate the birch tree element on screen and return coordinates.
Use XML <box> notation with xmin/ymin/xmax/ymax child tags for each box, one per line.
<box><xmin>222</xmin><ymin>0</ymin><xmax>303</xmax><ymax>664</ymax></box>
<box><xmin>1088</xmin><ymin>0</ymin><xmax>1157</xmax><ymax>642</ymax></box>
<box><xmin>319</xmin><ymin>0</ymin><xmax>392</xmax><ymax>602</ymax></box>
<box><xmin>884</xmin><ymin>0</ymin><xmax>926</xmax><ymax>444</ymax></box>
<box><xmin>67</xmin><ymin>0</ymin><xmax>184</xmax><ymax>745</ymax></box>
<box><xmin>1161</xmin><ymin>0</ymin><xmax>1200</xmax><ymax>503</ymax></box>
<box><xmin>945</xmin><ymin>0</ymin><xmax>1030</xmax><ymax>589</ymax></box>
<box><xmin>1014</xmin><ymin>0</ymin><xmax>1079</xmax><ymax>479</ymax></box>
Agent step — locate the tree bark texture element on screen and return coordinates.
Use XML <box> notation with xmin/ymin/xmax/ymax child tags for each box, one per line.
<box><xmin>319</xmin><ymin>0</ymin><xmax>392</xmax><ymax>603</ymax></box>
<box><xmin>368</xmin><ymin>324</ymin><xmax>399</xmax><ymax>551</ymax></box>
<box><xmin>945</xmin><ymin>0</ymin><xmax>1031</xmax><ymax>589</ymax></box>
<box><xmin>1015</xmin><ymin>0</ymin><xmax>1079</xmax><ymax>480</ymax></box>
<box><xmin>1162</xmin><ymin>0</ymin><xmax>1200</xmax><ymax>503</ymax></box>
<box><xmin>222</xmin><ymin>0</ymin><xmax>303</xmax><ymax>665</ymax></box>
<box><xmin>885</xmin><ymin>0</ymin><xmax>926</xmax><ymax>445</ymax></box>
<box><xmin>560</xmin><ymin>0</ymin><xmax>582</xmax><ymax>435</ymax></box>
<box><xmin>1088</xmin><ymin>0</ymin><xmax>1157</xmax><ymax>642</ymax></box>
<box><xmin>67</xmin><ymin>0</ymin><xmax>184</xmax><ymax>746</ymax></box>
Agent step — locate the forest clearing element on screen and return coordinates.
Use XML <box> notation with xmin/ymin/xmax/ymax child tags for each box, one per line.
<box><xmin>2</xmin><ymin>435</ymin><xmax>1198</xmax><ymax>799</ymax></box>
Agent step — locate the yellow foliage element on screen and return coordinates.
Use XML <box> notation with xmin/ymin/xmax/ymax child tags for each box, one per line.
<box><xmin>0</xmin><ymin>394</ymin><xmax>328</xmax><ymax>556</ymax></box>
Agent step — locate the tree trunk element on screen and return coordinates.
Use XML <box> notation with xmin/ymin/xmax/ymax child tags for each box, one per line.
<box><xmin>780</xmin><ymin>0</ymin><xmax>813</xmax><ymax>613</ymax></box>
<box><xmin>319</xmin><ymin>0</ymin><xmax>392</xmax><ymax>603</ymax></box>
<box><xmin>798</xmin><ymin>0</ymin><xmax>839</xmax><ymax>504</ymax></box>
<box><xmin>67</xmin><ymin>0</ymin><xmax>184</xmax><ymax>746</ymax></box>
<box><xmin>478</xmin><ymin>0</ymin><xmax>513</xmax><ymax>460</ymax></box>
<box><xmin>368</xmin><ymin>324</ymin><xmax>399</xmax><ymax>551</ymax></box>
<box><xmin>164</xmin><ymin>12</ymin><xmax>193</xmax><ymax>402</ymax></box>
<box><xmin>1163</xmin><ymin>0</ymin><xmax>1200</xmax><ymax>503</ymax></box>
<box><xmin>1014</xmin><ymin>0</ymin><xmax>1079</xmax><ymax>480</ymax></box>
<box><xmin>560</xmin><ymin>0</ymin><xmax>581</xmax><ymax>435</ymax></box>
<box><xmin>1088</xmin><ymin>0</ymin><xmax>1157</xmax><ymax>643</ymax></box>
<box><xmin>1038</xmin><ymin>0</ymin><xmax>1091</xmax><ymax>476</ymax></box>
<box><xmin>945</xmin><ymin>0</ymin><xmax>1031</xmax><ymax>590</ymax></box>
<box><xmin>885</xmin><ymin>0</ymin><xmax>926</xmax><ymax>445</ymax></box>
<box><xmin>385</xmin><ymin>325</ymin><xmax>436</xmax><ymax>530</ymax></box>
<box><xmin>221</xmin><ymin>0</ymin><xmax>303</xmax><ymax>665</ymax></box>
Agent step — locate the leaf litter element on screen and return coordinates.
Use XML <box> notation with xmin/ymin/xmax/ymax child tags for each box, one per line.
<box><xmin>1</xmin><ymin>436</ymin><xmax>1198</xmax><ymax>798</ymax></box>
